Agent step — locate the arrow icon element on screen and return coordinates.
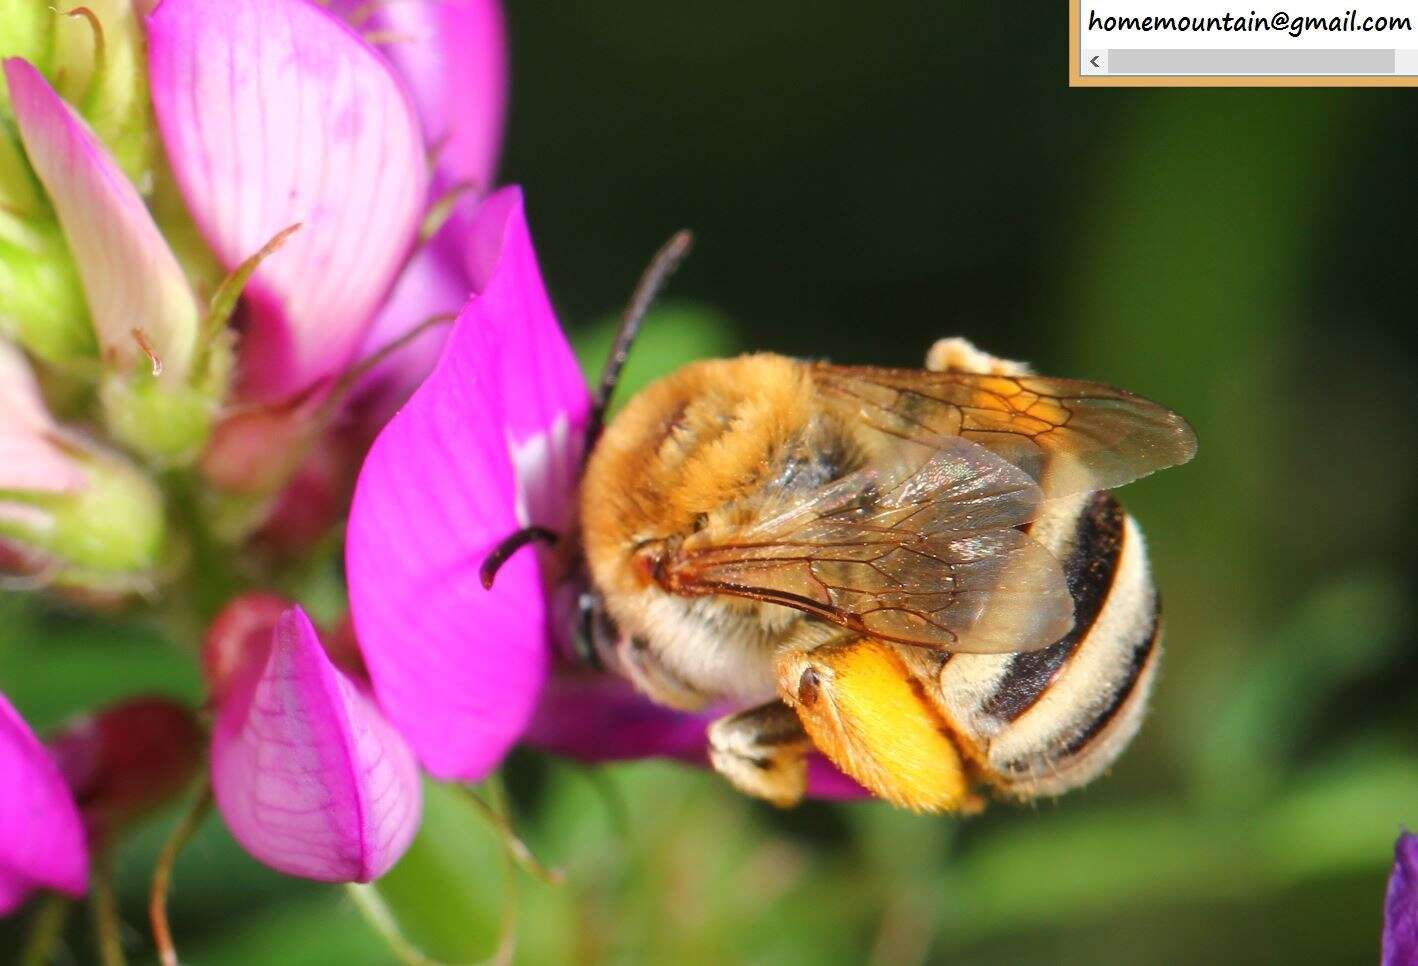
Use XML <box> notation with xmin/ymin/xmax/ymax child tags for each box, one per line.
<box><xmin>1090</xmin><ymin>54</ymin><xmax>1101</xmax><ymax>68</ymax></box>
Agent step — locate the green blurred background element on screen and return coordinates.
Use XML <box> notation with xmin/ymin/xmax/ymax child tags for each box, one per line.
<box><xmin>4</xmin><ymin>4</ymin><xmax>1418</xmax><ymax>964</ymax></box>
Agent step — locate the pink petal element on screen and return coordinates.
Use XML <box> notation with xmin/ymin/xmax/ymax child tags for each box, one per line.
<box><xmin>348</xmin><ymin>217</ymin><xmax>473</xmax><ymax>431</ymax></box>
<box><xmin>527</xmin><ymin>675</ymin><xmax>869</xmax><ymax>801</ymax></box>
<box><xmin>0</xmin><ymin>340</ymin><xmax>86</xmax><ymax>494</ymax></box>
<box><xmin>0</xmin><ymin>340</ymin><xmax>58</xmax><ymax>434</ymax></box>
<box><xmin>347</xmin><ymin>188</ymin><xmax>588</xmax><ymax>780</ymax></box>
<box><xmin>147</xmin><ymin>0</ymin><xmax>428</xmax><ymax>402</ymax></box>
<box><xmin>4</xmin><ymin>59</ymin><xmax>200</xmax><ymax>381</ymax></box>
<box><xmin>1387</xmin><ymin>833</ymin><xmax>1418</xmax><ymax>966</ymax></box>
<box><xmin>465</xmin><ymin>187</ymin><xmax>591</xmax><ymax>531</ymax></box>
<box><xmin>346</xmin><ymin>282</ymin><xmax>540</xmax><ymax>781</ymax></box>
<box><xmin>211</xmin><ymin>608</ymin><xmax>421</xmax><ymax>883</ymax></box>
<box><xmin>805</xmin><ymin>758</ymin><xmax>873</xmax><ymax>801</ymax></box>
<box><xmin>0</xmin><ymin>690</ymin><xmax>88</xmax><ymax>912</ymax></box>
<box><xmin>525</xmin><ymin>675</ymin><xmax>718</xmax><ymax>765</ymax></box>
<box><xmin>329</xmin><ymin>0</ymin><xmax>506</xmax><ymax>194</ymax></box>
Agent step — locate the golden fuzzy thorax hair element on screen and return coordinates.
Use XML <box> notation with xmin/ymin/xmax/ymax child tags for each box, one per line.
<box><xmin>580</xmin><ymin>353</ymin><xmax>814</xmax><ymax>598</ymax></box>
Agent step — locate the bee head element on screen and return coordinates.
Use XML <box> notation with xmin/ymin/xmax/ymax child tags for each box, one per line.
<box><xmin>580</xmin><ymin>353</ymin><xmax>813</xmax><ymax>597</ymax></box>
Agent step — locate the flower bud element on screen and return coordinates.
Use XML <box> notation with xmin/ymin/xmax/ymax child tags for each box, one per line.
<box><xmin>203</xmin><ymin>592</ymin><xmax>291</xmax><ymax>703</ymax></box>
<box><xmin>0</xmin><ymin>115</ymin><xmax>92</xmax><ymax>367</ymax></box>
<box><xmin>0</xmin><ymin>340</ymin><xmax>167</xmax><ymax>592</ymax></box>
<box><xmin>99</xmin><ymin>370</ymin><xmax>221</xmax><ymax>467</ymax></box>
<box><xmin>207</xmin><ymin>605</ymin><xmax>420</xmax><ymax>882</ymax></box>
<box><xmin>0</xmin><ymin>217</ymin><xmax>95</xmax><ymax>368</ymax></box>
<box><xmin>6</xmin><ymin>58</ymin><xmax>223</xmax><ymax>463</ymax></box>
<box><xmin>46</xmin><ymin>696</ymin><xmax>205</xmax><ymax>844</ymax></box>
<box><xmin>1</xmin><ymin>2</ymin><xmax>156</xmax><ymax>373</ymax></box>
<box><xmin>1</xmin><ymin>442</ymin><xmax>169</xmax><ymax>593</ymax></box>
<box><xmin>0</xmin><ymin>0</ymin><xmax>154</xmax><ymax>184</ymax></box>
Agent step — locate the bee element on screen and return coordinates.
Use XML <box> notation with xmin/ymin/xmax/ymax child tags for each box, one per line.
<box><xmin>487</xmin><ymin>238</ymin><xmax>1197</xmax><ymax>813</ymax></box>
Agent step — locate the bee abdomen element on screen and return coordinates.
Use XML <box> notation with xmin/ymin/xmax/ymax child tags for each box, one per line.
<box><xmin>935</xmin><ymin>492</ymin><xmax>1162</xmax><ymax>800</ymax></box>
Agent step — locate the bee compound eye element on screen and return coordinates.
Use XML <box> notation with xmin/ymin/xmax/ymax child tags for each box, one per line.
<box><xmin>797</xmin><ymin>667</ymin><xmax>822</xmax><ymax>708</ymax></box>
<box><xmin>573</xmin><ymin>592</ymin><xmax>605</xmax><ymax>668</ymax></box>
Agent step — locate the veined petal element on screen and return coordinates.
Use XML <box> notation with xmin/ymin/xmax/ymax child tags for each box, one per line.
<box><xmin>0</xmin><ymin>690</ymin><xmax>88</xmax><ymax>913</ymax></box>
<box><xmin>147</xmin><ymin>0</ymin><xmax>427</xmax><ymax>402</ymax></box>
<box><xmin>328</xmin><ymin>0</ymin><xmax>506</xmax><ymax>194</ymax></box>
<box><xmin>4</xmin><ymin>59</ymin><xmax>199</xmax><ymax>382</ymax></box>
<box><xmin>1386</xmin><ymin>833</ymin><xmax>1418</xmax><ymax>966</ymax></box>
<box><xmin>211</xmin><ymin>608</ymin><xmax>421</xmax><ymax>883</ymax></box>
<box><xmin>526</xmin><ymin>675</ymin><xmax>869</xmax><ymax>801</ymax></box>
<box><xmin>465</xmin><ymin>187</ymin><xmax>591</xmax><ymax>531</ymax></box>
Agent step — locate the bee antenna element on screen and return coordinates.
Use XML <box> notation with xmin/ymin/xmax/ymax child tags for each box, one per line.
<box><xmin>480</xmin><ymin>526</ymin><xmax>559</xmax><ymax>590</ymax></box>
<box><xmin>582</xmin><ymin>230</ymin><xmax>695</xmax><ymax>460</ymax></box>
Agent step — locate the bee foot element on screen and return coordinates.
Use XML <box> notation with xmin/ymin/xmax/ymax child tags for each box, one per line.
<box><xmin>707</xmin><ymin>702</ymin><xmax>811</xmax><ymax>808</ymax></box>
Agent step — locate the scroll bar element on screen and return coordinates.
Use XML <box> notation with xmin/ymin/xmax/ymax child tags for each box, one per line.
<box><xmin>1105</xmin><ymin>49</ymin><xmax>1396</xmax><ymax>74</ymax></box>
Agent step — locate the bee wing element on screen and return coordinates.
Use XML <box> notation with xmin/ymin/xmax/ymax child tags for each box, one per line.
<box><xmin>659</xmin><ymin>437</ymin><xmax>1076</xmax><ymax>654</ymax></box>
<box><xmin>810</xmin><ymin>364</ymin><xmax>1197</xmax><ymax>498</ymax></box>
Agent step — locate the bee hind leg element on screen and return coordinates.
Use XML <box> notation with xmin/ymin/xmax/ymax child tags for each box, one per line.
<box><xmin>707</xmin><ymin>701</ymin><xmax>812</xmax><ymax>808</ymax></box>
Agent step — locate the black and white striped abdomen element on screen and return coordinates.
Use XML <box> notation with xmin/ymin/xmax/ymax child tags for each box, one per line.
<box><xmin>935</xmin><ymin>491</ymin><xmax>1163</xmax><ymax>799</ymax></box>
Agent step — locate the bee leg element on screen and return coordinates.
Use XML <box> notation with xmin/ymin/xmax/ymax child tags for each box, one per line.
<box><xmin>777</xmin><ymin>637</ymin><xmax>986</xmax><ymax>814</ymax></box>
<box><xmin>707</xmin><ymin>701</ymin><xmax>812</xmax><ymax>808</ymax></box>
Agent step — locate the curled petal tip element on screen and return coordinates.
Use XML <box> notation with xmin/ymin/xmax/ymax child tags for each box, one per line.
<box><xmin>460</xmin><ymin>186</ymin><xmax>591</xmax><ymax>529</ymax></box>
<box><xmin>212</xmin><ymin>608</ymin><xmax>421</xmax><ymax>882</ymax></box>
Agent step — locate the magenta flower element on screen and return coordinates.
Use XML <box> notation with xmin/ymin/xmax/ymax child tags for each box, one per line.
<box><xmin>348</xmin><ymin>188</ymin><xmax>582</xmax><ymax>780</ymax></box>
<box><xmin>207</xmin><ymin>603</ymin><xmax>421</xmax><ymax>883</ymax></box>
<box><xmin>1386</xmin><ymin>833</ymin><xmax>1418</xmax><ymax>966</ymax></box>
<box><xmin>142</xmin><ymin>0</ymin><xmax>506</xmax><ymax>500</ymax></box>
<box><xmin>0</xmin><ymin>690</ymin><xmax>88</xmax><ymax>914</ymax></box>
<box><xmin>147</xmin><ymin>0</ymin><xmax>426</xmax><ymax>405</ymax></box>
<box><xmin>347</xmin><ymin>190</ymin><xmax>863</xmax><ymax>797</ymax></box>
<box><xmin>0</xmin><ymin>0</ymin><xmax>502</xmax><ymax>885</ymax></box>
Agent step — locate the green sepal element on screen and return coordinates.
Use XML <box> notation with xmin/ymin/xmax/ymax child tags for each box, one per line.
<box><xmin>0</xmin><ymin>219</ymin><xmax>96</xmax><ymax>366</ymax></box>
<box><xmin>100</xmin><ymin>369</ymin><xmax>223</xmax><ymax>467</ymax></box>
<box><xmin>0</xmin><ymin>443</ymin><xmax>166</xmax><ymax>588</ymax></box>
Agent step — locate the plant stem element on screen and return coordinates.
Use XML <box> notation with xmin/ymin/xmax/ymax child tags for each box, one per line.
<box><xmin>150</xmin><ymin>780</ymin><xmax>214</xmax><ymax>966</ymax></box>
<box><xmin>89</xmin><ymin>855</ymin><xmax>127</xmax><ymax>966</ymax></box>
<box><xmin>346</xmin><ymin>883</ymin><xmax>445</xmax><ymax>966</ymax></box>
<box><xmin>19</xmin><ymin>893</ymin><xmax>70</xmax><ymax>966</ymax></box>
<box><xmin>459</xmin><ymin>781</ymin><xmax>565</xmax><ymax>886</ymax></box>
